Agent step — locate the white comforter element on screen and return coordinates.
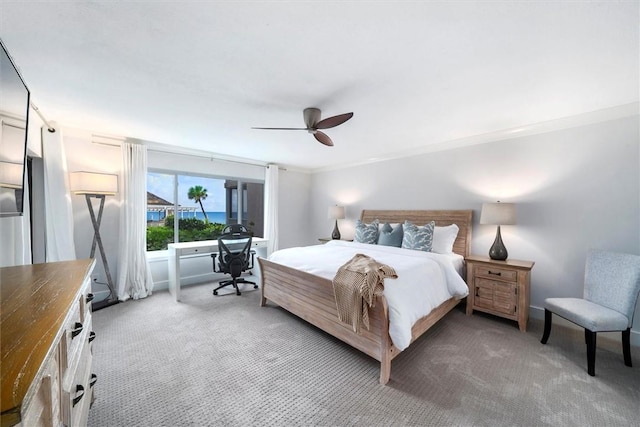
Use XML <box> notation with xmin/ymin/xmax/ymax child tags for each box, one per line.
<box><xmin>267</xmin><ymin>240</ymin><xmax>469</xmax><ymax>351</ymax></box>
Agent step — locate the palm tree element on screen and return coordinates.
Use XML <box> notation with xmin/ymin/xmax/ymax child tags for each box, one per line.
<box><xmin>187</xmin><ymin>185</ymin><xmax>209</xmax><ymax>222</ymax></box>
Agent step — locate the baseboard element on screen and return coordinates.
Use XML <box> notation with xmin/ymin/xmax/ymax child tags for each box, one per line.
<box><xmin>529</xmin><ymin>306</ymin><xmax>640</xmax><ymax>348</ymax></box>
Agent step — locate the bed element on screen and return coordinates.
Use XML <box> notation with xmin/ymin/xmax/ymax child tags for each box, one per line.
<box><xmin>258</xmin><ymin>209</ymin><xmax>473</xmax><ymax>384</ymax></box>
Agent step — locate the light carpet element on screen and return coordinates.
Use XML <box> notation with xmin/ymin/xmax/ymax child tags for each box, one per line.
<box><xmin>88</xmin><ymin>282</ymin><xmax>640</xmax><ymax>426</ymax></box>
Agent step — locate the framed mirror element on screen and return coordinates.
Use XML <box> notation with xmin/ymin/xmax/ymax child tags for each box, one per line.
<box><xmin>0</xmin><ymin>39</ymin><xmax>30</xmax><ymax>217</ymax></box>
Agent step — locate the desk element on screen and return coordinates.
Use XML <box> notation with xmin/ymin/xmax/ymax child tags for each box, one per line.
<box><xmin>168</xmin><ymin>237</ymin><xmax>268</xmax><ymax>302</ymax></box>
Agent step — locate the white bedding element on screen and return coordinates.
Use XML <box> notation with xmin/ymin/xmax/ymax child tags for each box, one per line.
<box><xmin>267</xmin><ymin>240</ymin><xmax>469</xmax><ymax>351</ymax></box>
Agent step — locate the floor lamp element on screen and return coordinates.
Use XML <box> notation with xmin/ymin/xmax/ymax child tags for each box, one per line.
<box><xmin>70</xmin><ymin>171</ymin><xmax>119</xmax><ymax>310</ymax></box>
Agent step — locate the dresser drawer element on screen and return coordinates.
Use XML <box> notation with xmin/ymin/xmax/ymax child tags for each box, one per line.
<box><xmin>79</xmin><ymin>275</ymin><xmax>95</xmax><ymax>324</ymax></box>
<box><xmin>475</xmin><ymin>265</ymin><xmax>517</xmax><ymax>282</ymax></box>
<box><xmin>62</xmin><ymin>333</ymin><xmax>94</xmax><ymax>427</ymax></box>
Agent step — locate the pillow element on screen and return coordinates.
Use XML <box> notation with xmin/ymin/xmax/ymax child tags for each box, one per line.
<box><xmin>378</xmin><ymin>222</ymin><xmax>399</xmax><ymax>231</ymax></box>
<box><xmin>432</xmin><ymin>224</ymin><xmax>460</xmax><ymax>254</ymax></box>
<box><xmin>401</xmin><ymin>220</ymin><xmax>435</xmax><ymax>252</ymax></box>
<box><xmin>354</xmin><ymin>219</ymin><xmax>379</xmax><ymax>244</ymax></box>
<box><xmin>377</xmin><ymin>222</ymin><xmax>403</xmax><ymax>247</ymax></box>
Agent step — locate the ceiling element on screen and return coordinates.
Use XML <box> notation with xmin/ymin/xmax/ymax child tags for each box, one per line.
<box><xmin>0</xmin><ymin>1</ymin><xmax>638</xmax><ymax>171</ymax></box>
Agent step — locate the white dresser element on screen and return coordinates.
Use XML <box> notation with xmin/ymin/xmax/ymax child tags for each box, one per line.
<box><xmin>1</xmin><ymin>259</ymin><xmax>97</xmax><ymax>427</ymax></box>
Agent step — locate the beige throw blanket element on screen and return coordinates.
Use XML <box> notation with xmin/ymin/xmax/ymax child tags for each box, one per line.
<box><xmin>332</xmin><ymin>253</ymin><xmax>398</xmax><ymax>333</ymax></box>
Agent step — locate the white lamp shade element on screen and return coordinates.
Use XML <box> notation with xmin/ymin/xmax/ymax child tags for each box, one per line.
<box><xmin>0</xmin><ymin>161</ymin><xmax>23</xmax><ymax>189</ymax></box>
<box><xmin>480</xmin><ymin>202</ymin><xmax>516</xmax><ymax>225</ymax></box>
<box><xmin>328</xmin><ymin>205</ymin><xmax>345</xmax><ymax>220</ymax></box>
<box><xmin>69</xmin><ymin>171</ymin><xmax>118</xmax><ymax>195</ymax></box>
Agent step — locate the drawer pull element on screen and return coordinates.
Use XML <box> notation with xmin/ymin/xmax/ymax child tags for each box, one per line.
<box><xmin>71</xmin><ymin>322</ymin><xmax>83</xmax><ymax>339</ymax></box>
<box><xmin>488</xmin><ymin>270</ymin><xmax>502</xmax><ymax>276</ymax></box>
<box><xmin>89</xmin><ymin>331</ymin><xmax>96</xmax><ymax>343</ymax></box>
<box><xmin>90</xmin><ymin>374</ymin><xmax>98</xmax><ymax>388</ymax></box>
<box><xmin>86</xmin><ymin>293</ymin><xmax>95</xmax><ymax>303</ymax></box>
<box><xmin>73</xmin><ymin>385</ymin><xmax>85</xmax><ymax>406</ymax></box>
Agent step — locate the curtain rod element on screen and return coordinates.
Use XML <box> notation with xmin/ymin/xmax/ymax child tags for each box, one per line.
<box><xmin>30</xmin><ymin>101</ymin><xmax>55</xmax><ymax>133</ymax></box>
<box><xmin>91</xmin><ymin>134</ymin><xmax>287</xmax><ymax>171</ymax></box>
<box><xmin>146</xmin><ymin>146</ymin><xmax>286</xmax><ymax>170</ymax></box>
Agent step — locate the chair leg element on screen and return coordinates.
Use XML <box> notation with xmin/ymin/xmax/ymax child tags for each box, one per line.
<box><xmin>540</xmin><ymin>309</ymin><xmax>552</xmax><ymax>344</ymax></box>
<box><xmin>585</xmin><ymin>329</ymin><xmax>596</xmax><ymax>376</ymax></box>
<box><xmin>213</xmin><ymin>278</ymin><xmax>242</xmax><ymax>296</ymax></box>
<box><xmin>236</xmin><ymin>277</ymin><xmax>258</xmax><ymax>289</ymax></box>
<box><xmin>622</xmin><ymin>328</ymin><xmax>632</xmax><ymax>367</ymax></box>
<box><xmin>213</xmin><ymin>276</ymin><xmax>255</xmax><ymax>296</ymax></box>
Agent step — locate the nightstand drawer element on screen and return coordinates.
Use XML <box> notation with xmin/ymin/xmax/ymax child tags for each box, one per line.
<box><xmin>475</xmin><ymin>265</ymin><xmax>517</xmax><ymax>282</ymax></box>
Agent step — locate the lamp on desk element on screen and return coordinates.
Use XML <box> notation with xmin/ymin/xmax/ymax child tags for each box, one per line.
<box><xmin>480</xmin><ymin>201</ymin><xmax>516</xmax><ymax>261</ymax></box>
<box><xmin>328</xmin><ymin>205</ymin><xmax>345</xmax><ymax>240</ymax></box>
<box><xmin>70</xmin><ymin>171</ymin><xmax>118</xmax><ymax>309</ymax></box>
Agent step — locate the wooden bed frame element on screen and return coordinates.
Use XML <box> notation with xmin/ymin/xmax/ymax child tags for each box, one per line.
<box><xmin>258</xmin><ymin>209</ymin><xmax>473</xmax><ymax>384</ymax></box>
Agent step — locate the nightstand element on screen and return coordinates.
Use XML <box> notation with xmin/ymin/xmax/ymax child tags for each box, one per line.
<box><xmin>465</xmin><ymin>255</ymin><xmax>535</xmax><ymax>332</ymax></box>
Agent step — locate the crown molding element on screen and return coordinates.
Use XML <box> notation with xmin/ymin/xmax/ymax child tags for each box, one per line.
<box><xmin>311</xmin><ymin>102</ymin><xmax>639</xmax><ymax>173</ymax></box>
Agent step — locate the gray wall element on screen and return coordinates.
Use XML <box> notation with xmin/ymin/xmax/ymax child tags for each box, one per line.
<box><xmin>304</xmin><ymin>116</ymin><xmax>640</xmax><ymax>338</ymax></box>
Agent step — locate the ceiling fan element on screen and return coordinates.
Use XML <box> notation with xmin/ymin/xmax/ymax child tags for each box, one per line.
<box><xmin>252</xmin><ymin>108</ymin><xmax>354</xmax><ymax>147</ymax></box>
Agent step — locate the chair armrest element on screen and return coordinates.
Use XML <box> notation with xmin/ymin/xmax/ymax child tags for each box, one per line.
<box><xmin>248</xmin><ymin>250</ymin><xmax>256</xmax><ymax>269</ymax></box>
<box><xmin>211</xmin><ymin>253</ymin><xmax>219</xmax><ymax>273</ymax></box>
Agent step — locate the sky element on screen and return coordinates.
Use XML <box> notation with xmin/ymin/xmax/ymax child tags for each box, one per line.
<box><xmin>147</xmin><ymin>172</ymin><xmax>226</xmax><ymax>212</ymax></box>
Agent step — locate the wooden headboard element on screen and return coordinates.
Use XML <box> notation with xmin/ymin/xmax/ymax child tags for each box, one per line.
<box><xmin>360</xmin><ymin>209</ymin><xmax>473</xmax><ymax>258</ymax></box>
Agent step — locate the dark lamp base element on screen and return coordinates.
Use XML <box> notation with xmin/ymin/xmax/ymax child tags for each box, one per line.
<box><xmin>489</xmin><ymin>225</ymin><xmax>508</xmax><ymax>261</ymax></box>
<box><xmin>331</xmin><ymin>220</ymin><xmax>341</xmax><ymax>240</ymax></box>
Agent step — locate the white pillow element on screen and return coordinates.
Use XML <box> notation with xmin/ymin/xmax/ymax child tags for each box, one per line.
<box><xmin>431</xmin><ymin>224</ymin><xmax>459</xmax><ymax>254</ymax></box>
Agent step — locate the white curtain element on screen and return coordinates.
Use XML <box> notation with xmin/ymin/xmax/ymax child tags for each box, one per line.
<box><xmin>117</xmin><ymin>142</ymin><xmax>154</xmax><ymax>300</ymax></box>
<box><xmin>264</xmin><ymin>164</ymin><xmax>279</xmax><ymax>255</ymax></box>
<box><xmin>42</xmin><ymin>123</ymin><xmax>76</xmax><ymax>261</ymax></box>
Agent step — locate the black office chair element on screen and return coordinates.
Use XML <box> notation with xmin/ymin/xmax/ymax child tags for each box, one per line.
<box><xmin>211</xmin><ymin>224</ymin><xmax>257</xmax><ymax>296</ymax></box>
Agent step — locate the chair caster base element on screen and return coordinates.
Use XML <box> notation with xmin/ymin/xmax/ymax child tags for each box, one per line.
<box><xmin>213</xmin><ymin>288</ymin><xmax>242</xmax><ymax>296</ymax></box>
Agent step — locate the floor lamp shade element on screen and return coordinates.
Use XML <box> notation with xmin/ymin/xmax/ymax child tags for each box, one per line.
<box><xmin>0</xmin><ymin>161</ymin><xmax>23</xmax><ymax>189</ymax></box>
<box><xmin>328</xmin><ymin>205</ymin><xmax>345</xmax><ymax>240</ymax></box>
<box><xmin>480</xmin><ymin>202</ymin><xmax>516</xmax><ymax>261</ymax></box>
<box><xmin>69</xmin><ymin>171</ymin><xmax>118</xmax><ymax>195</ymax></box>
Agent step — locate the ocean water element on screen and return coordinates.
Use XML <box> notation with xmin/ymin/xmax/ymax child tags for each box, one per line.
<box><xmin>147</xmin><ymin>211</ymin><xmax>228</xmax><ymax>224</ymax></box>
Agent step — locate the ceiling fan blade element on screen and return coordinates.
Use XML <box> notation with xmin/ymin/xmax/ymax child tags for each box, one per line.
<box><xmin>314</xmin><ymin>131</ymin><xmax>334</xmax><ymax>146</ymax></box>
<box><xmin>251</xmin><ymin>127</ymin><xmax>309</xmax><ymax>131</ymax></box>
<box><xmin>315</xmin><ymin>112</ymin><xmax>354</xmax><ymax>129</ymax></box>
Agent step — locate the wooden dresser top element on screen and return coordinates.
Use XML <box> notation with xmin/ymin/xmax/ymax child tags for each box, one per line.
<box><xmin>0</xmin><ymin>259</ymin><xmax>94</xmax><ymax>418</ymax></box>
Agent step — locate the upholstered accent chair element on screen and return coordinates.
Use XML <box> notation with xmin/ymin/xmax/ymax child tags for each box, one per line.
<box><xmin>541</xmin><ymin>250</ymin><xmax>640</xmax><ymax>376</ymax></box>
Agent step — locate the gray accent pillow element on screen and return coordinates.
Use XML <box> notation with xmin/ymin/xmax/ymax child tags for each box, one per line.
<box><xmin>378</xmin><ymin>222</ymin><xmax>403</xmax><ymax>247</ymax></box>
<box><xmin>402</xmin><ymin>220</ymin><xmax>435</xmax><ymax>252</ymax></box>
<box><xmin>355</xmin><ymin>219</ymin><xmax>379</xmax><ymax>244</ymax></box>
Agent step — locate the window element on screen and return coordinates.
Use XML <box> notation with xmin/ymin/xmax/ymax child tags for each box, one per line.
<box><xmin>146</xmin><ymin>171</ymin><xmax>264</xmax><ymax>251</ymax></box>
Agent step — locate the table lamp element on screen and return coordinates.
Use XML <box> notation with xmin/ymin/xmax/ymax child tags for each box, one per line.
<box><xmin>480</xmin><ymin>201</ymin><xmax>516</xmax><ymax>261</ymax></box>
<box><xmin>328</xmin><ymin>205</ymin><xmax>345</xmax><ymax>240</ymax></box>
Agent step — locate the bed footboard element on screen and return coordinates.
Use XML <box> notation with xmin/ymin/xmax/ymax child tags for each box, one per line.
<box><xmin>259</xmin><ymin>257</ymin><xmax>395</xmax><ymax>384</ymax></box>
<box><xmin>258</xmin><ymin>252</ymin><xmax>462</xmax><ymax>384</ymax></box>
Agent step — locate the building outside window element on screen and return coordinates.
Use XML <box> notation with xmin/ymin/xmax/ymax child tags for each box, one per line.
<box><xmin>146</xmin><ymin>171</ymin><xmax>264</xmax><ymax>251</ymax></box>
